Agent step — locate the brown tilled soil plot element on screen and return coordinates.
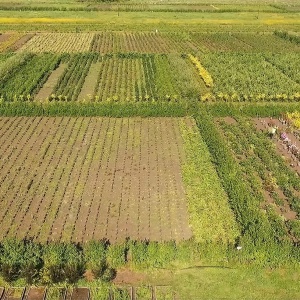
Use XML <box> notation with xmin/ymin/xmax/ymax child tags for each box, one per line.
<box><xmin>0</xmin><ymin>117</ymin><xmax>192</xmax><ymax>243</ymax></box>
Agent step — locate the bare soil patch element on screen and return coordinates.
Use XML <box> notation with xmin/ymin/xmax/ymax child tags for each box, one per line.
<box><xmin>113</xmin><ymin>269</ymin><xmax>146</xmax><ymax>285</ymax></box>
<box><xmin>25</xmin><ymin>288</ymin><xmax>45</xmax><ymax>300</ymax></box>
<box><xmin>0</xmin><ymin>33</ymin><xmax>10</xmax><ymax>44</ymax></box>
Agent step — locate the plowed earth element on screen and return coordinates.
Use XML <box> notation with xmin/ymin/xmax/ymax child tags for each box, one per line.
<box><xmin>0</xmin><ymin>117</ymin><xmax>192</xmax><ymax>243</ymax></box>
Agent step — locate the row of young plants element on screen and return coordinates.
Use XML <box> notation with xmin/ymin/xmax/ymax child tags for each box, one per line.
<box><xmin>0</xmin><ymin>101</ymin><xmax>192</xmax><ymax>117</ymax></box>
<box><xmin>200</xmin><ymin>92</ymin><xmax>300</xmax><ymax>103</ymax></box>
<box><xmin>195</xmin><ymin>109</ymin><xmax>300</xmax><ymax>265</ymax></box>
<box><xmin>179</xmin><ymin>119</ymin><xmax>239</xmax><ymax>243</ymax></box>
<box><xmin>3</xmin><ymin>101</ymin><xmax>300</xmax><ymax>118</ymax></box>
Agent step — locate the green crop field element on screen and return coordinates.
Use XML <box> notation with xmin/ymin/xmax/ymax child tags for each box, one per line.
<box><xmin>0</xmin><ymin>0</ymin><xmax>299</xmax><ymax>299</ymax></box>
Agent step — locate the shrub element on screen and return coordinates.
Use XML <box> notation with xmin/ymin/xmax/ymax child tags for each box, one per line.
<box><xmin>83</xmin><ymin>240</ymin><xmax>107</xmax><ymax>278</ymax></box>
<box><xmin>0</xmin><ymin>239</ymin><xmax>28</xmax><ymax>282</ymax></box>
<box><xmin>106</xmin><ymin>243</ymin><xmax>127</xmax><ymax>269</ymax></box>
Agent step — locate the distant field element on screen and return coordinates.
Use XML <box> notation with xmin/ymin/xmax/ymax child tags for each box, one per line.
<box><xmin>0</xmin><ymin>10</ymin><xmax>299</xmax><ymax>33</ymax></box>
<box><xmin>0</xmin><ymin>31</ymin><xmax>298</xmax><ymax>102</ymax></box>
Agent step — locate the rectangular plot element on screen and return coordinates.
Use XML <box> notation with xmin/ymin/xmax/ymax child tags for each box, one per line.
<box><xmin>191</xmin><ymin>33</ymin><xmax>252</xmax><ymax>52</ymax></box>
<box><xmin>19</xmin><ymin>33</ymin><xmax>95</xmax><ymax>53</ymax></box>
<box><xmin>0</xmin><ymin>117</ymin><xmax>192</xmax><ymax>243</ymax></box>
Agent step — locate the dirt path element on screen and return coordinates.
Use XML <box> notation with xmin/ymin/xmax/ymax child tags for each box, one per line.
<box><xmin>34</xmin><ymin>63</ymin><xmax>67</xmax><ymax>101</ymax></box>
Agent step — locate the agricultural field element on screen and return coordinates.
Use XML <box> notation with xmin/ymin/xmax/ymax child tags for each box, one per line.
<box><xmin>19</xmin><ymin>33</ymin><xmax>94</xmax><ymax>53</ymax></box>
<box><xmin>0</xmin><ymin>116</ymin><xmax>238</xmax><ymax>245</ymax></box>
<box><xmin>0</xmin><ymin>0</ymin><xmax>300</xmax><ymax>298</ymax></box>
<box><xmin>0</xmin><ymin>117</ymin><xmax>190</xmax><ymax>242</ymax></box>
<box><xmin>215</xmin><ymin>116</ymin><xmax>300</xmax><ymax>242</ymax></box>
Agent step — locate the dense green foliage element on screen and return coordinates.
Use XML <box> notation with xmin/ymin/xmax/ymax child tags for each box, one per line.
<box><xmin>180</xmin><ymin>119</ymin><xmax>239</xmax><ymax>243</ymax></box>
<box><xmin>199</xmin><ymin>52</ymin><xmax>300</xmax><ymax>96</ymax></box>
<box><xmin>0</xmin><ymin>238</ymin><xmax>231</xmax><ymax>284</ymax></box>
<box><xmin>274</xmin><ymin>30</ymin><xmax>300</xmax><ymax>45</ymax></box>
<box><xmin>0</xmin><ymin>53</ymin><xmax>61</xmax><ymax>100</ymax></box>
<box><xmin>0</xmin><ymin>101</ymin><xmax>191</xmax><ymax>117</ymax></box>
<box><xmin>195</xmin><ymin>110</ymin><xmax>300</xmax><ymax>265</ymax></box>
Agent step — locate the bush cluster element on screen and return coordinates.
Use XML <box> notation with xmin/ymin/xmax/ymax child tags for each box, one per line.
<box><xmin>0</xmin><ymin>238</ymin><xmax>224</xmax><ymax>284</ymax></box>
